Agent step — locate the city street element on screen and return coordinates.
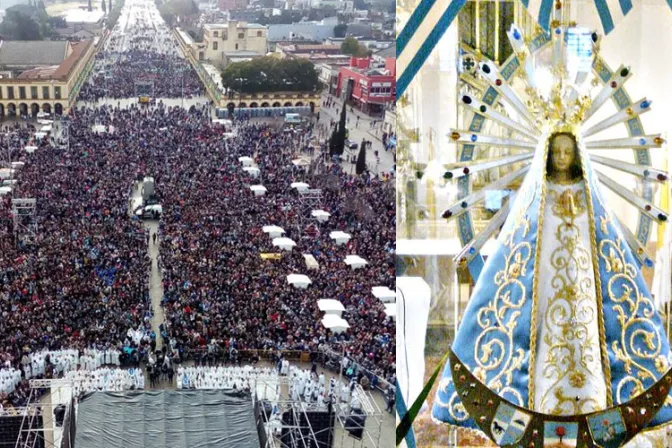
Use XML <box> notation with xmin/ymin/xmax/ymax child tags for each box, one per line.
<box><xmin>316</xmin><ymin>92</ymin><xmax>396</xmax><ymax>177</ymax></box>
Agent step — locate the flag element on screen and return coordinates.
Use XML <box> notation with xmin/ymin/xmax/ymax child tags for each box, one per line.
<box><xmin>653</xmin><ymin>159</ymin><xmax>671</xmax><ymax>310</ymax></box>
<box><xmin>397</xmin><ymin>0</ymin><xmax>467</xmax><ymax>99</ymax></box>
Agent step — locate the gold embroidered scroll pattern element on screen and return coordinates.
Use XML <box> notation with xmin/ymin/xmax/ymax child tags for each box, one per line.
<box><xmin>599</xmin><ymin>235</ymin><xmax>662</xmax><ymax>404</ymax></box>
<box><xmin>472</xmin><ymin>216</ymin><xmax>531</xmax><ymax>406</ymax></box>
<box><xmin>435</xmin><ymin>376</ymin><xmax>470</xmax><ymax>422</ymax></box>
<box><xmin>435</xmin><ymin>213</ymin><xmax>532</xmax><ymax>419</ymax></box>
<box><xmin>538</xmin><ymin>187</ymin><xmax>601</xmax><ymax>415</ymax></box>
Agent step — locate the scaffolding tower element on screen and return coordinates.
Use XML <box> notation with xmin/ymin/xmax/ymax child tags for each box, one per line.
<box><xmin>14</xmin><ymin>379</ymin><xmax>76</xmax><ymax>448</ymax></box>
<box><xmin>296</xmin><ymin>188</ymin><xmax>323</xmax><ymax>239</ymax></box>
<box><xmin>134</xmin><ymin>80</ymin><xmax>155</xmax><ymax>98</ymax></box>
<box><xmin>254</xmin><ymin>377</ymin><xmax>385</xmax><ymax>448</ymax></box>
<box><xmin>12</xmin><ymin>198</ymin><xmax>37</xmax><ymax>246</ymax></box>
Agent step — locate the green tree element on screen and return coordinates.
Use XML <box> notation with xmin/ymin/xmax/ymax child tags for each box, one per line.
<box><xmin>221</xmin><ymin>57</ymin><xmax>321</xmax><ymax>93</ymax></box>
<box><xmin>333</xmin><ymin>23</ymin><xmax>347</xmax><ymax>38</ymax></box>
<box><xmin>355</xmin><ymin>140</ymin><xmax>367</xmax><ymax>174</ymax></box>
<box><xmin>330</xmin><ymin>103</ymin><xmax>346</xmax><ymax>156</ymax></box>
<box><xmin>340</xmin><ymin>36</ymin><xmax>369</xmax><ymax>57</ymax></box>
<box><xmin>322</xmin><ymin>5</ymin><xmax>337</xmax><ymax>17</ymax></box>
<box><xmin>353</xmin><ymin>0</ymin><xmax>366</xmax><ymax>10</ymax></box>
<box><xmin>106</xmin><ymin>0</ymin><xmax>125</xmax><ymax>29</ymax></box>
<box><xmin>0</xmin><ymin>10</ymin><xmax>42</xmax><ymax>40</ymax></box>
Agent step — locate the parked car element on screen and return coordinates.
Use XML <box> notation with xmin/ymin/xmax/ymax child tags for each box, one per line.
<box><xmin>345</xmin><ymin>139</ymin><xmax>358</xmax><ymax>149</ymax></box>
<box><xmin>134</xmin><ymin>204</ymin><xmax>162</xmax><ymax>220</ymax></box>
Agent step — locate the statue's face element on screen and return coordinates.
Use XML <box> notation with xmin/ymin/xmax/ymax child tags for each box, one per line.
<box><xmin>550</xmin><ymin>134</ymin><xmax>576</xmax><ymax>174</ymax></box>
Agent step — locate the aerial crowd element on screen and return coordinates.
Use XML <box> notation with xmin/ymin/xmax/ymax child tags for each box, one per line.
<box><xmin>0</xmin><ymin>0</ymin><xmax>395</xmax><ymax>410</ymax></box>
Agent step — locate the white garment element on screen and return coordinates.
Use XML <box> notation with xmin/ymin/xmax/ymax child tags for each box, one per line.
<box><xmin>533</xmin><ymin>180</ymin><xmax>607</xmax><ymax>414</ymax></box>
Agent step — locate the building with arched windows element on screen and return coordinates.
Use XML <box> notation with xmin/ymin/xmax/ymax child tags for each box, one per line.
<box><xmin>0</xmin><ymin>38</ymin><xmax>99</xmax><ymax>117</ymax></box>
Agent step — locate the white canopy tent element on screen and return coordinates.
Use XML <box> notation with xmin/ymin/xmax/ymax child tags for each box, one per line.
<box><xmin>317</xmin><ymin>299</ymin><xmax>345</xmax><ymax>317</ymax></box>
<box><xmin>290</xmin><ymin>182</ymin><xmax>309</xmax><ymax>192</ymax></box>
<box><xmin>311</xmin><ymin>210</ymin><xmax>330</xmax><ymax>223</ymax></box>
<box><xmin>213</xmin><ymin>118</ymin><xmax>233</xmax><ymax>129</ymax></box>
<box><xmin>0</xmin><ymin>186</ymin><xmax>12</xmax><ymax>196</ymax></box>
<box><xmin>321</xmin><ymin>315</ymin><xmax>350</xmax><ymax>334</ymax></box>
<box><xmin>273</xmin><ymin>237</ymin><xmax>296</xmax><ymax>251</ymax></box>
<box><xmin>303</xmin><ymin>254</ymin><xmax>319</xmax><ymax>270</ymax></box>
<box><xmin>238</xmin><ymin>156</ymin><xmax>254</xmax><ymax>167</ymax></box>
<box><xmin>329</xmin><ymin>231</ymin><xmax>351</xmax><ymax>246</ymax></box>
<box><xmin>11</xmin><ymin>162</ymin><xmax>24</xmax><ymax>169</ymax></box>
<box><xmin>34</xmin><ymin>132</ymin><xmax>47</xmax><ymax>140</ymax></box>
<box><xmin>0</xmin><ymin>169</ymin><xmax>15</xmax><ymax>180</ymax></box>
<box><xmin>372</xmin><ymin>286</ymin><xmax>396</xmax><ymax>303</ymax></box>
<box><xmin>262</xmin><ymin>226</ymin><xmax>285</xmax><ymax>238</ymax></box>
<box><xmin>384</xmin><ymin>303</ymin><xmax>397</xmax><ymax>321</ymax></box>
<box><xmin>243</xmin><ymin>166</ymin><xmax>260</xmax><ymax>178</ymax></box>
<box><xmin>24</xmin><ymin>146</ymin><xmax>38</xmax><ymax>153</ymax></box>
<box><xmin>250</xmin><ymin>185</ymin><xmax>267</xmax><ymax>196</ymax></box>
<box><xmin>397</xmin><ymin>277</ymin><xmax>431</xmax><ymax>418</ymax></box>
<box><xmin>40</xmin><ymin>125</ymin><xmax>53</xmax><ymax>133</ymax></box>
<box><xmin>344</xmin><ymin>255</ymin><xmax>367</xmax><ymax>269</ymax></box>
<box><xmin>287</xmin><ymin>274</ymin><xmax>312</xmax><ymax>289</ymax></box>
<box><xmin>292</xmin><ymin>158</ymin><xmax>311</xmax><ymax>167</ymax></box>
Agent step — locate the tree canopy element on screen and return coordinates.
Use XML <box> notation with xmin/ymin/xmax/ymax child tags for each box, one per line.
<box><xmin>106</xmin><ymin>0</ymin><xmax>125</xmax><ymax>29</ymax></box>
<box><xmin>333</xmin><ymin>23</ymin><xmax>347</xmax><ymax>38</ymax></box>
<box><xmin>157</xmin><ymin>0</ymin><xmax>197</xmax><ymax>25</ymax></box>
<box><xmin>340</xmin><ymin>36</ymin><xmax>370</xmax><ymax>57</ymax></box>
<box><xmin>0</xmin><ymin>9</ymin><xmax>41</xmax><ymax>39</ymax></box>
<box><xmin>256</xmin><ymin>10</ymin><xmax>303</xmax><ymax>25</ymax></box>
<box><xmin>0</xmin><ymin>3</ymin><xmax>52</xmax><ymax>40</ymax></box>
<box><xmin>221</xmin><ymin>57</ymin><xmax>321</xmax><ymax>93</ymax></box>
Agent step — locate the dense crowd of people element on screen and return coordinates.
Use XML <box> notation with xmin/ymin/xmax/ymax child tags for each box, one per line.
<box><xmin>79</xmin><ymin>51</ymin><xmax>204</xmax><ymax>101</ymax></box>
<box><xmin>157</xmin><ymin>120</ymin><xmax>395</xmax><ymax>385</ymax></box>
<box><xmin>0</xmin><ymin>102</ymin><xmax>394</xmax><ymax>403</ymax></box>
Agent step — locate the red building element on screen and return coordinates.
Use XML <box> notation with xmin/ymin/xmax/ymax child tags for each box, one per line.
<box><xmin>335</xmin><ymin>57</ymin><xmax>396</xmax><ymax>115</ymax></box>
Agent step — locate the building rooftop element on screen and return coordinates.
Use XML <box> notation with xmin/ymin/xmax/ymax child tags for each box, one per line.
<box><xmin>374</xmin><ymin>45</ymin><xmax>395</xmax><ymax>58</ymax></box>
<box><xmin>223</xmin><ymin>50</ymin><xmax>262</xmax><ymax>56</ymax></box>
<box><xmin>0</xmin><ymin>41</ymin><xmax>71</xmax><ymax>67</ymax></box>
<box><xmin>16</xmin><ymin>65</ymin><xmax>59</xmax><ymax>80</ymax></box>
<box><xmin>205</xmin><ymin>22</ymin><xmax>267</xmax><ymax>29</ymax></box>
<box><xmin>279</xmin><ymin>43</ymin><xmax>341</xmax><ymax>53</ymax></box>
<box><xmin>16</xmin><ymin>40</ymin><xmax>92</xmax><ymax>80</ymax></box>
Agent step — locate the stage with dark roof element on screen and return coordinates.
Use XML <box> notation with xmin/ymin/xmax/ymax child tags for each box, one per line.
<box><xmin>75</xmin><ymin>390</ymin><xmax>263</xmax><ymax>448</ymax></box>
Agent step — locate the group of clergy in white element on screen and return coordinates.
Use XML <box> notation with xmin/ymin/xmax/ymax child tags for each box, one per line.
<box><xmin>177</xmin><ymin>365</ymin><xmax>278</xmax><ymax>390</ymax></box>
<box><xmin>288</xmin><ymin>366</ymin><xmax>360</xmax><ymax>412</ymax></box>
<box><xmin>0</xmin><ymin>367</ymin><xmax>22</xmax><ymax>396</ymax></box>
<box><xmin>65</xmin><ymin>367</ymin><xmax>145</xmax><ymax>396</ymax></box>
<box><xmin>20</xmin><ymin>349</ymin><xmax>122</xmax><ymax>379</ymax></box>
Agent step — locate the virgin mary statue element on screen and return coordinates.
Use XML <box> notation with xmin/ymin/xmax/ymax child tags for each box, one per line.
<box><xmin>432</xmin><ymin>127</ymin><xmax>672</xmax><ymax>440</ymax></box>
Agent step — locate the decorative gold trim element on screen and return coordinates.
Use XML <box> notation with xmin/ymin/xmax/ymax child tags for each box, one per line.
<box><xmin>579</xmin><ymin>138</ymin><xmax>614</xmax><ymax>407</ymax></box>
<box><xmin>475</xmin><ymin>0</ymin><xmax>480</xmax><ymax>52</ymax></box>
<box><xmin>528</xmin><ymin>137</ymin><xmax>549</xmax><ymax>408</ymax></box>
<box><xmin>494</xmin><ymin>0</ymin><xmax>500</xmax><ymax>65</ymax></box>
<box><xmin>548</xmin><ymin>177</ymin><xmax>582</xmax><ymax>186</ymax></box>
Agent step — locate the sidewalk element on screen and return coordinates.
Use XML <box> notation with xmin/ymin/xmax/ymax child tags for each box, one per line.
<box><xmin>318</xmin><ymin>95</ymin><xmax>386</xmax><ymax>144</ymax></box>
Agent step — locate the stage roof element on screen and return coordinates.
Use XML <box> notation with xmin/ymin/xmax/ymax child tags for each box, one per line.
<box><xmin>75</xmin><ymin>390</ymin><xmax>261</xmax><ymax>448</ymax></box>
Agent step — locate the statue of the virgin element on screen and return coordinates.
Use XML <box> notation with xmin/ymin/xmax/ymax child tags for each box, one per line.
<box><xmin>433</xmin><ymin>124</ymin><xmax>672</xmax><ymax>442</ymax></box>
<box><xmin>431</xmin><ymin>24</ymin><xmax>672</xmax><ymax>445</ymax></box>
